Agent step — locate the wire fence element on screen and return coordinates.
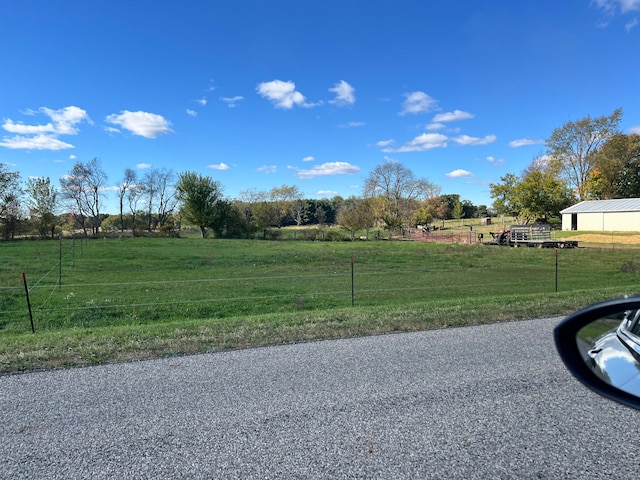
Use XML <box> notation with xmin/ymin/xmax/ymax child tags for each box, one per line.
<box><xmin>2</xmin><ymin>237</ymin><xmax>639</xmax><ymax>334</ymax></box>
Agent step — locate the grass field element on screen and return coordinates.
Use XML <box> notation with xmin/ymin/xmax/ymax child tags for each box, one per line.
<box><xmin>2</xmin><ymin>235</ymin><xmax>640</xmax><ymax>373</ymax></box>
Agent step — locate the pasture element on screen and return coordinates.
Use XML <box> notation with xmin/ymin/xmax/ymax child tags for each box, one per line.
<box><xmin>2</xmin><ymin>236</ymin><xmax>640</xmax><ymax>372</ymax></box>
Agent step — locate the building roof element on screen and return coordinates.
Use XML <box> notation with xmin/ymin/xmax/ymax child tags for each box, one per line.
<box><xmin>561</xmin><ymin>198</ymin><xmax>640</xmax><ymax>214</ymax></box>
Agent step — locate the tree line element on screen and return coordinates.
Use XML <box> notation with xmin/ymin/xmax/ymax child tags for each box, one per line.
<box><xmin>490</xmin><ymin>108</ymin><xmax>640</xmax><ymax>223</ymax></box>
<box><xmin>0</xmin><ymin>158</ymin><xmax>491</xmax><ymax>240</ymax></box>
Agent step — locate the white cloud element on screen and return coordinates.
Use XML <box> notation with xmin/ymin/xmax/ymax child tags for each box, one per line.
<box><xmin>382</xmin><ymin>133</ymin><xmax>448</xmax><ymax>153</ymax></box>
<box><xmin>196</xmin><ymin>97</ymin><xmax>207</xmax><ymax>106</ymax></box>
<box><xmin>3</xmin><ymin>120</ymin><xmax>56</xmax><ymax>134</ymax></box>
<box><xmin>425</xmin><ymin>122</ymin><xmax>445</xmax><ymax>131</ymax></box>
<box><xmin>629</xmin><ymin>125</ymin><xmax>640</xmax><ymax>134</ymax></box>
<box><xmin>446</xmin><ymin>169</ymin><xmax>475</xmax><ymax>179</ymax></box>
<box><xmin>137</xmin><ymin>163</ymin><xmax>152</xmax><ymax>169</ymax></box>
<box><xmin>104</xmin><ymin>126</ymin><xmax>120</xmax><ymax>134</ymax></box>
<box><xmin>0</xmin><ymin>134</ymin><xmax>74</xmax><ymax>150</ymax></box>
<box><xmin>207</xmin><ymin>163</ymin><xmax>230</xmax><ymax>170</ymax></box>
<box><xmin>289</xmin><ymin>161</ymin><xmax>360</xmax><ymax>179</ymax></box>
<box><xmin>302</xmin><ymin>156</ymin><xmax>315</xmax><ymax>162</ymax></box>
<box><xmin>509</xmin><ymin>138</ymin><xmax>543</xmax><ymax>148</ymax></box>
<box><xmin>257</xmin><ymin>165</ymin><xmax>277</xmax><ymax>173</ymax></box>
<box><xmin>69</xmin><ymin>154</ymin><xmax>77</xmax><ymax>160</ymax></box>
<box><xmin>432</xmin><ymin>110</ymin><xmax>474</xmax><ymax>123</ymax></box>
<box><xmin>339</xmin><ymin>121</ymin><xmax>365</xmax><ymax>128</ymax></box>
<box><xmin>592</xmin><ymin>0</ymin><xmax>640</xmax><ymax>27</ymax></box>
<box><xmin>186</xmin><ymin>109</ymin><xmax>197</xmax><ymax>117</ymax></box>
<box><xmin>375</xmin><ymin>139</ymin><xmax>395</xmax><ymax>148</ymax></box>
<box><xmin>220</xmin><ymin>96</ymin><xmax>244</xmax><ymax>108</ymax></box>
<box><xmin>0</xmin><ymin>106</ymin><xmax>91</xmax><ymax>151</ymax></box>
<box><xmin>317</xmin><ymin>190</ymin><xmax>338</xmax><ymax>196</ymax></box>
<box><xmin>400</xmin><ymin>91</ymin><xmax>438</xmax><ymax>115</ymax></box>
<box><xmin>257</xmin><ymin>80</ymin><xmax>319</xmax><ymax>109</ymax></box>
<box><xmin>626</xmin><ymin>16</ymin><xmax>639</xmax><ymax>30</ymax></box>
<box><xmin>453</xmin><ymin>134</ymin><xmax>497</xmax><ymax>146</ymax></box>
<box><xmin>105</xmin><ymin>111</ymin><xmax>173</xmax><ymax>138</ymax></box>
<box><xmin>329</xmin><ymin>80</ymin><xmax>356</xmax><ymax>107</ymax></box>
<box><xmin>486</xmin><ymin>156</ymin><xmax>505</xmax><ymax>166</ymax></box>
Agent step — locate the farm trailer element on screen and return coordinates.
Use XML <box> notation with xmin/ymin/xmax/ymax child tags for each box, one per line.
<box><xmin>488</xmin><ymin>224</ymin><xmax>579</xmax><ymax>249</ymax></box>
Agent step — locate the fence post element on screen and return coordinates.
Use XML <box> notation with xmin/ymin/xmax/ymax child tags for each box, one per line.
<box><xmin>351</xmin><ymin>256</ymin><xmax>355</xmax><ymax>307</ymax></box>
<box><xmin>555</xmin><ymin>249</ymin><xmax>559</xmax><ymax>293</ymax></box>
<box><xmin>59</xmin><ymin>240</ymin><xmax>62</xmax><ymax>286</ymax></box>
<box><xmin>22</xmin><ymin>273</ymin><xmax>35</xmax><ymax>333</ymax></box>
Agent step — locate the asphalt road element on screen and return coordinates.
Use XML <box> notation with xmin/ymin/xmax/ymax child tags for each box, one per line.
<box><xmin>2</xmin><ymin>317</ymin><xmax>639</xmax><ymax>479</ymax></box>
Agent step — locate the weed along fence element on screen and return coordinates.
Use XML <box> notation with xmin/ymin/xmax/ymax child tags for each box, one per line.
<box><xmin>1</xmin><ymin>237</ymin><xmax>640</xmax><ymax>334</ymax></box>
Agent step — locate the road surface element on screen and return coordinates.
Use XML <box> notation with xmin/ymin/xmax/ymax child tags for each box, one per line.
<box><xmin>2</xmin><ymin>317</ymin><xmax>639</xmax><ymax>479</ymax></box>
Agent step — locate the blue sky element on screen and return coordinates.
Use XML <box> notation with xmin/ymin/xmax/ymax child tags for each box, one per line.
<box><xmin>1</xmin><ymin>1</ymin><xmax>639</xmax><ymax>213</ymax></box>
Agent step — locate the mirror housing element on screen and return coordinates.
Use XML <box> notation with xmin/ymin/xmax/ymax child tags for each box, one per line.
<box><xmin>555</xmin><ymin>296</ymin><xmax>640</xmax><ymax>410</ymax></box>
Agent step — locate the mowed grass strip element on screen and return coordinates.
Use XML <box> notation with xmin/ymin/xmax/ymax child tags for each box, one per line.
<box><xmin>2</xmin><ymin>237</ymin><xmax>640</xmax><ymax>373</ymax></box>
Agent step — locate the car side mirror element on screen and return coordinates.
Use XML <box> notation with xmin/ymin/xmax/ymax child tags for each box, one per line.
<box><xmin>555</xmin><ymin>296</ymin><xmax>640</xmax><ymax>410</ymax></box>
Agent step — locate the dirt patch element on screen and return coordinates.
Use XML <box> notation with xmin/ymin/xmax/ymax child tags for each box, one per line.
<box><xmin>568</xmin><ymin>234</ymin><xmax>640</xmax><ymax>245</ymax></box>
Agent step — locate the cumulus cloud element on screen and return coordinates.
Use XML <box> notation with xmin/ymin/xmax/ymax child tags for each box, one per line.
<box><xmin>257</xmin><ymin>165</ymin><xmax>277</xmax><ymax>173</ymax></box>
<box><xmin>432</xmin><ymin>110</ymin><xmax>474</xmax><ymax>123</ymax></box>
<box><xmin>329</xmin><ymin>80</ymin><xmax>356</xmax><ymax>107</ymax></box>
<box><xmin>302</xmin><ymin>156</ymin><xmax>315</xmax><ymax>162</ymax></box>
<box><xmin>207</xmin><ymin>163</ymin><xmax>230</xmax><ymax>170</ymax></box>
<box><xmin>0</xmin><ymin>134</ymin><xmax>74</xmax><ymax>150</ymax></box>
<box><xmin>381</xmin><ymin>133</ymin><xmax>448</xmax><ymax>153</ymax></box>
<box><xmin>0</xmin><ymin>106</ymin><xmax>91</xmax><ymax>150</ymax></box>
<box><xmin>186</xmin><ymin>109</ymin><xmax>197</xmax><ymax>117</ymax></box>
<box><xmin>317</xmin><ymin>190</ymin><xmax>338</xmax><ymax>196</ymax></box>
<box><xmin>629</xmin><ymin>125</ymin><xmax>640</xmax><ymax>134</ymax></box>
<box><xmin>446</xmin><ymin>169</ymin><xmax>475</xmax><ymax>179</ymax></box>
<box><xmin>452</xmin><ymin>134</ymin><xmax>496</xmax><ymax>146</ymax></box>
<box><xmin>257</xmin><ymin>80</ymin><xmax>318</xmax><ymax>109</ymax></box>
<box><xmin>137</xmin><ymin>163</ymin><xmax>152</xmax><ymax>169</ymax></box>
<box><xmin>105</xmin><ymin>111</ymin><xmax>173</xmax><ymax>138</ymax></box>
<box><xmin>220</xmin><ymin>96</ymin><xmax>244</xmax><ymax>108</ymax></box>
<box><xmin>400</xmin><ymin>91</ymin><xmax>438</xmax><ymax>115</ymax></box>
<box><xmin>289</xmin><ymin>161</ymin><xmax>360</xmax><ymax>179</ymax></box>
<box><xmin>509</xmin><ymin>138</ymin><xmax>543</xmax><ymax>148</ymax></box>
<box><xmin>196</xmin><ymin>97</ymin><xmax>207</xmax><ymax>106</ymax></box>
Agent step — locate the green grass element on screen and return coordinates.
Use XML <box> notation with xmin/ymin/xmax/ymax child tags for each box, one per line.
<box><xmin>2</xmin><ymin>236</ymin><xmax>640</xmax><ymax>373</ymax></box>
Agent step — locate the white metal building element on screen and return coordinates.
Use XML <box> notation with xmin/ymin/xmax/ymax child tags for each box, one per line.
<box><xmin>560</xmin><ymin>198</ymin><xmax>640</xmax><ymax>231</ymax></box>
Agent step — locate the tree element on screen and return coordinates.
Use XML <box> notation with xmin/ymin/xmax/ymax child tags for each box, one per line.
<box><xmin>26</xmin><ymin>177</ymin><xmax>59</xmax><ymax>238</ymax></box>
<box><xmin>141</xmin><ymin>168</ymin><xmax>177</xmax><ymax>231</ymax></box>
<box><xmin>546</xmin><ymin>108</ymin><xmax>622</xmax><ymax>200</ymax></box>
<box><xmin>60</xmin><ymin>158</ymin><xmax>107</xmax><ymax>236</ymax></box>
<box><xmin>363</xmin><ymin>161</ymin><xmax>439</xmax><ymax>230</ymax></box>
<box><xmin>514</xmin><ymin>164</ymin><xmax>574</xmax><ymax>222</ymax></box>
<box><xmin>0</xmin><ymin>163</ymin><xmax>22</xmax><ymax>239</ymax></box>
<box><xmin>175</xmin><ymin>171</ymin><xmax>223</xmax><ymax>238</ymax></box>
<box><xmin>587</xmin><ymin>133</ymin><xmax>640</xmax><ymax>199</ymax></box>
<box><xmin>489</xmin><ymin>173</ymin><xmax>522</xmax><ymax>218</ymax></box>
<box><xmin>118</xmin><ymin>168</ymin><xmax>137</xmax><ymax>232</ymax></box>
<box><xmin>337</xmin><ymin>197</ymin><xmax>376</xmax><ymax>240</ymax></box>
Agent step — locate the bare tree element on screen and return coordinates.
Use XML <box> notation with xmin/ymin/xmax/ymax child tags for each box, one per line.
<box><xmin>141</xmin><ymin>168</ymin><xmax>177</xmax><ymax>230</ymax></box>
<box><xmin>363</xmin><ymin>161</ymin><xmax>439</xmax><ymax>230</ymax></box>
<box><xmin>60</xmin><ymin>158</ymin><xmax>107</xmax><ymax>236</ymax></box>
<box><xmin>546</xmin><ymin>108</ymin><xmax>622</xmax><ymax>200</ymax></box>
<box><xmin>118</xmin><ymin>168</ymin><xmax>137</xmax><ymax>232</ymax></box>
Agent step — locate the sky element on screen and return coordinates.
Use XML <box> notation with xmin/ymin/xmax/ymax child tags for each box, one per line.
<box><xmin>1</xmin><ymin>1</ymin><xmax>640</xmax><ymax>214</ymax></box>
